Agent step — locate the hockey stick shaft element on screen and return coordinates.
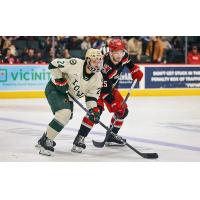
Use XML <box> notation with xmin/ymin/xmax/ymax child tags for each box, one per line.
<box><xmin>68</xmin><ymin>93</ymin><xmax>108</xmax><ymax>130</ymax></box>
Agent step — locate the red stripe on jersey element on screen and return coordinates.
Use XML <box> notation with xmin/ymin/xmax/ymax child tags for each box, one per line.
<box><xmin>101</xmin><ymin>93</ymin><xmax>108</xmax><ymax>99</ymax></box>
<box><xmin>83</xmin><ymin>116</ymin><xmax>94</xmax><ymax>126</ymax></box>
<box><xmin>129</xmin><ymin>64</ymin><xmax>140</xmax><ymax>74</ymax></box>
<box><xmin>121</xmin><ymin>57</ymin><xmax>129</xmax><ymax>64</ymax></box>
<box><xmin>108</xmin><ymin>69</ymin><xmax>117</xmax><ymax>79</ymax></box>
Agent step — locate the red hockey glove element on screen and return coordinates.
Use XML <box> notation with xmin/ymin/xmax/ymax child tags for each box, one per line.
<box><xmin>88</xmin><ymin>107</ymin><xmax>101</xmax><ymax>124</ymax></box>
<box><xmin>111</xmin><ymin>101</ymin><xmax>125</xmax><ymax>118</ymax></box>
<box><xmin>130</xmin><ymin>65</ymin><xmax>143</xmax><ymax>82</ymax></box>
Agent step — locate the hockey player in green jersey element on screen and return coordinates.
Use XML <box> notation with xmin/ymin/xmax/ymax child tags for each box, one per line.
<box><xmin>36</xmin><ymin>48</ymin><xmax>103</xmax><ymax>156</ymax></box>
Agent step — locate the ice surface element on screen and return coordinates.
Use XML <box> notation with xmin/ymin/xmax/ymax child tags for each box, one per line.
<box><xmin>0</xmin><ymin>96</ymin><xmax>200</xmax><ymax>161</ymax></box>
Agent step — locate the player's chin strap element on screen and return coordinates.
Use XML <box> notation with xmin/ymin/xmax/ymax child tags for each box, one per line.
<box><xmin>68</xmin><ymin>80</ymin><xmax>158</xmax><ymax>159</ymax></box>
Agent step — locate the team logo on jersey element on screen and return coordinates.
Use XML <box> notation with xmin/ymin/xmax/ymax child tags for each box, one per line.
<box><xmin>102</xmin><ymin>64</ymin><xmax>112</xmax><ymax>74</ymax></box>
<box><xmin>83</xmin><ymin>77</ymin><xmax>89</xmax><ymax>81</ymax></box>
<box><xmin>70</xmin><ymin>59</ymin><xmax>77</xmax><ymax>65</ymax></box>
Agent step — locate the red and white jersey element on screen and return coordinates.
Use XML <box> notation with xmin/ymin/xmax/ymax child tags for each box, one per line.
<box><xmin>101</xmin><ymin>51</ymin><xmax>136</xmax><ymax>94</ymax></box>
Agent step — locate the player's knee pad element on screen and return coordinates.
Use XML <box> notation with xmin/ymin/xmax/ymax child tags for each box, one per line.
<box><xmin>118</xmin><ymin>108</ymin><xmax>129</xmax><ymax>119</ymax></box>
<box><xmin>54</xmin><ymin>109</ymin><xmax>71</xmax><ymax>126</ymax></box>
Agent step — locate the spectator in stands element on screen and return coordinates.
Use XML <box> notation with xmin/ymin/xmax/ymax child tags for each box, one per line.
<box><xmin>63</xmin><ymin>49</ymin><xmax>71</xmax><ymax>59</ymax></box>
<box><xmin>56</xmin><ymin>37</ymin><xmax>69</xmax><ymax>54</ymax></box>
<box><xmin>127</xmin><ymin>37</ymin><xmax>142</xmax><ymax>62</ymax></box>
<box><xmin>81</xmin><ymin>37</ymin><xmax>91</xmax><ymax>50</ymax></box>
<box><xmin>46</xmin><ymin>37</ymin><xmax>54</xmax><ymax>51</ymax></box>
<box><xmin>1</xmin><ymin>36</ymin><xmax>200</xmax><ymax>65</ymax></box>
<box><xmin>92</xmin><ymin>36</ymin><xmax>108</xmax><ymax>49</ymax></box>
<box><xmin>140</xmin><ymin>36</ymin><xmax>150</xmax><ymax>54</ymax></box>
<box><xmin>34</xmin><ymin>51</ymin><xmax>47</xmax><ymax>64</ymax></box>
<box><xmin>187</xmin><ymin>45</ymin><xmax>200</xmax><ymax>64</ymax></box>
<box><xmin>0</xmin><ymin>48</ymin><xmax>17</xmax><ymax>64</ymax></box>
<box><xmin>1</xmin><ymin>37</ymin><xmax>19</xmax><ymax>52</ymax></box>
<box><xmin>37</xmin><ymin>36</ymin><xmax>48</xmax><ymax>50</ymax></box>
<box><xmin>20</xmin><ymin>48</ymin><xmax>28</xmax><ymax>63</ymax></box>
<box><xmin>22</xmin><ymin>48</ymin><xmax>36</xmax><ymax>64</ymax></box>
<box><xmin>162</xmin><ymin>37</ymin><xmax>172</xmax><ymax>63</ymax></box>
<box><xmin>9</xmin><ymin>44</ymin><xmax>17</xmax><ymax>57</ymax></box>
<box><xmin>55</xmin><ymin>45</ymin><xmax>64</xmax><ymax>58</ymax></box>
<box><xmin>0</xmin><ymin>37</ymin><xmax>18</xmax><ymax>57</ymax></box>
<box><xmin>67</xmin><ymin>36</ymin><xmax>82</xmax><ymax>50</ymax></box>
<box><xmin>171</xmin><ymin>36</ymin><xmax>182</xmax><ymax>51</ymax></box>
<box><xmin>43</xmin><ymin>47</ymin><xmax>54</xmax><ymax>63</ymax></box>
<box><xmin>146</xmin><ymin>36</ymin><xmax>164</xmax><ymax>63</ymax></box>
<box><xmin>162</xmin><ymin>37</ymin><xmax>172</xmax><ymax>50</ymax></box>
<box><xmin>57</xmin><ymin>36</ymin><xmax>69</xmax><ymax>46</ymax></box>
<box><xmin>168</xmin><ymin>36</ymin><xmax>185</xmax><ymax>63</ymax></box>
<box><xmin>2</xmin><ymin>39</ymin><xmax>11</xmax><ymax>49</ymax></box>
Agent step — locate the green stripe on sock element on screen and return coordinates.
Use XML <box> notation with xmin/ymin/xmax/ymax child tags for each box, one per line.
<box><xmin>49</xmin><ymin>119</ymin><xmax>64</xmax><ymax>132</ymax></box>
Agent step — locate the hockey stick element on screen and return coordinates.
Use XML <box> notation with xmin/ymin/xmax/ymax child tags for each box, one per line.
<box><xmin>91</xmin><ymin>80</ymin><xmax>158</xmax><ymax>158</ymax></box>
<box><xmin>68</xmin><ymin>82</ymin><xmax>158</xmax><ymax>159</ymax></box>
<box><xmin>92</xmin><ymin>79</ymin><xmax>137</xmax><ymax>148</ymax></box>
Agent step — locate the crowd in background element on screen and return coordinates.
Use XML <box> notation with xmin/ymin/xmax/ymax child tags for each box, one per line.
<box><xmin>0</xmin><ymin>36</ymin><xmax>200</xmax><ymax>64</ymax></box>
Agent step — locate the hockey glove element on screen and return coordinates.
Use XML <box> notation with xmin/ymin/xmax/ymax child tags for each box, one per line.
<box><xmin>88</xmin><ymin>107</ymin><xmax>100</xmax><ymax>124</ymax></box>
<box><xmin>130</xmin><ymin>64</ymin><xmax>143</xmax><ymax>81</ymax></box>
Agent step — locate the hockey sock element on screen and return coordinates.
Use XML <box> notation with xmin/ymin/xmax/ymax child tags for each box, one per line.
<box><xmin>77</xmin><ymin>116</ymin><xmax>94</xmax><ymax>137</ymax></box>
<box><xmin>47</xmin><ymin>118</ymin><xmax>64</xmax><ymax>140</ymax></box>
<box><xmin>46</xmin><ymin>109</ymin><xmax>71</xmax><ymax>140</ymax></box>
<box><xmin>110</xmin><ymin>116</ymin><xmax>124</xmax><ymax>134</ymax></box>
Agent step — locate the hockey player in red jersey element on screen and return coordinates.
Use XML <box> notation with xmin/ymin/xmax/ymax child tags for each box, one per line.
<box><xmin>72</xmin><ymin>38</ymin><xmax>143</xmax><ymax>153</ymax></box>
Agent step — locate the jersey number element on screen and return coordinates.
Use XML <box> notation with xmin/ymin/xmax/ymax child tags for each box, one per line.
<box><xmin>57</xmin><ymin>60</ymin><xmax>65</xmax><ymax>68</ymax></box>
<box><xmin>103</xmin><ymin>81</ymin><xmax>107</xmax><ymax>87</ymax></box>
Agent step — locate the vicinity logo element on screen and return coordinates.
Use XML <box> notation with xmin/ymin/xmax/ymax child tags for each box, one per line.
<box><xmin>0</xmin><ymin>68</ymin><xmax>51</xmax><ymax>82</ymax></box>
